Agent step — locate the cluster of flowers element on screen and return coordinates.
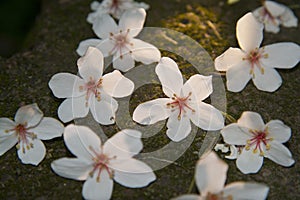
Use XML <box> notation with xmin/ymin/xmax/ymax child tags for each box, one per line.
<box><xmin>0</xmin><ymin>0</ymin><xmax>299</xmax><ymax>199</ymax></box>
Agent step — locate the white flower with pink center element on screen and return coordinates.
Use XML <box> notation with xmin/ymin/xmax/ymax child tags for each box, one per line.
<box><xmin>215</xmin><ymin>12</ymin><xmax>300</xmax><ymax>92</ymax></box>
<box><xmin>253</xmin><ymin>0</ymin><xmax>298</xmax><ymax>33</ymax></box>
<box><xmin>173</xmin><ymin>151</ymin><xmax>269</xmax><ymax>200</ymax></box>
<box><xmin>87</xmin><ymin>0</ymin><xmax>149</xmax><ymax>23</ymax></box>
<box><xmin>0</xmin><ymin>103</ymin><xmax>64</xmax><ymax>165</ymax></box>
<box><xmin>51</xmin><ymin>124</ymin><xmax>156</xmax><ymax>200</ymax></box>
<box><xmin>49</xmin><ymin>47</ymin><xmax>134</xmax><ymax>124</ymax></box>
<box><xmin>221</xmin><ymin>111</ymin><xmax>295</xmax><ymax>174</ymax></box>
<box><xmin>133</xmin><ymin>57</ymin><xmax>224</xmax><ymax>142</ymax></box>
<box><xmin>77</xmin><ymin>8</ymin><xmax>161</xmax><ymax>72</ymax></box>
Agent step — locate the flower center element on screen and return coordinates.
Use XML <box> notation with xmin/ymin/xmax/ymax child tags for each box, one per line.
<box><xmin>206</xmin><ymin>192</ymin><xmax>233</xmax><ymax>200</ymax></box>
<box><xmin>79</xmin><ymin>77</ymin><xmax>103</xmax><ymax>107</ymax></box>
<box><xmin>243</xmin><ymin>48</ymin><xmax>268</xmax><ymax>76</ymax></box>
<box><xmin>89</xmin><ymin>146</ymin><xmax>116</xmax><ymax>182</ymax></box>
<box><xmin>109</xmin><ymin>29</ymin><xmax>133</xmax><ymax>59</ymax></box>
<box><xmin>166</xmin><ymin>92</ymin><xmax>195</xmax><ymax>120</ymax></box>
<box><xmin>245</xmin><ymin>128</ymin><xmax>273</xmax><ymax>156</ymax></box>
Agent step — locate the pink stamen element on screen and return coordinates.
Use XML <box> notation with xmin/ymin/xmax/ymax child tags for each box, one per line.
<box><xmin>243</xmin><ymin>48</ymin><xmax>268</xmax><ymax>76</ymax></box>
<box><xmin>167</xmin><ymin>92</ymin><xmax>195</xmax><ymax>120</ymax></box>
<box><xmin>245</xmin><ymin>129</ymin><xmax>273</xmax><ymax>156</ymax></box>
<box><xmin>79</xmin><ymin>77</ymin><xmax>103</xmax><ymax>107</ymax></box>
<box><xmin>109</xmin><ymin>29</ymin><xmax>133</xmax><ymax>59</ymax></box>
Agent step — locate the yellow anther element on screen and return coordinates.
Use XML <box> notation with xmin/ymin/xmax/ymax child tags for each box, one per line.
<box><xmin>5</xmin><ymin>130</ymin><xmax>10</xmax><ymax>133</ymax></box>
<box><xmin>96</xmin><ymin>176</ymin><xmax>100</xmax><ymax>182</ymax></box>
<box><xmin>16</xmin><ymin>143</ymin><xmax>20</xmax><ymax>150</ymax></box>
<box><xmin>245</xmin><ymin>145</ymin><xmax>250</xmax><ymax>151</ymax></box>
<box><xmin>253</xmin><ymin>149</ymin><xmax>258</xmax><ymax>154</ymax></box>
<box><xmin>260</xmin><ymin>67</ymin><xmax>264</xmax><ymax>74</ymax></box>
<box><xmin>259</xmin><ymin>151</ymin><xmax>264</xmax><ymax>156</ymax></box>
<box><xmin>246</xmin><ymin>139</ymin><xmax>251</xmax><ymax>144</ymax></box>
<box><xmin>263</xmin><ymin>53</ymin><xmax>269</xmax><ymax>58</ymax></box>
<box><xmin>266</xmin><ymin>144</ymin><xmax>271</xmax><ymax>150</ymax></box>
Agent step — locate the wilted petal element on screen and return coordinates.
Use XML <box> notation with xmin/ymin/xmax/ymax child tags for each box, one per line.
<box><xmin>131</xmin><ymin>39</ymin><xmax>161</xmax><ymax>64</ymax></box>
<box><xmin>266</xmin><ymin>120</ymin><xmax>291</xmax><ymax>143</ymax></box>
<box><xmin>195</xmin><ymin>152</ymin><xmax>228</xmax><ymax>196</ymax></box>
<box><xmin>0</xmin><ymin>134</ymin><xmax>17</xmax><ymax>156</ymax></box>
<box><xmin>102</xmin><ymin>70</ymin><xmax>134</xmax><ymax>98</ymax></box>
<box><xmin>281</xmin><ymin>8</ymin><xmax>298</xmax><ymax>27</ymax></box>
<box><xmin>166</xmin><ymin>112</ymin><xmax>191</xmax><ymax>142</ymax></box>
<box><xmin>237</xmin><ymin>111</ymin><xmax>265</xmax><ymax>131</ymax></box>
<box><xmin>15</xmin><ymin>103</ymin><xmax>43</xmax><ymax>128</ymax></box>
<box><xmin>112</xmin><ymin>158</ymin><xmax>156</xmax><ymax>188</ymax></box>
<box><xmin>182</xmin><ymin>75</ymin><xmax>212</xmax><ymax>101</ymax></box>
<box><xmin>221</xmin><ymin>123</ymin><xmax>251</xmax><ymax>145</ymax></box>
<box><xmin>236</xmin><ymin>148</ymin><xmax>264</xmax><ymax>174</ymax></box>
<box><xmin>77</xmin><ymin>47</ymin><xmax>104</xmax><ymax>81</ymax></box>
<box><xmin>262</xmin><ymin>43</ymin><xmax>300</xmax><ymax>69</ymax></box>
<box><xmin>82</xmin><ymin>170</ymin><xmax>113</xmax><ymax>200</ymax></box>
<box><xmin>0</xmin><ymin>118</ymin><xmax>16</xmax><ymax>136</ymax></box>
<box><xmin>223</xmin><ymin>182</ymin><xmax>269</xmax><ymax>200</ymax></box>
<box><xmin>113</xmin><ymin>53</ymin><xmax>135</xmax><ymax>72</ymax></box>
<box><xmin>264</xmin><ymin>21</ymin><xmax>280</xmax><ymax>33</ymax></box>
<box><xmin>252</xmin><ymin>66</ymin><xmax>282</xmax><ymax>92</ymax></box>
<box><xmin>76</xmin><ymin>38</ymin><xmax>101</xmax><ymax>56</ymax></box>
<box><xmin>236</xmin><ymin>13</ymin><xmax>264</xmax><ymax>52</ymax></box>
<box><xmin>119</xmin><ymin>8</ymin><xmax>146</xmax><ymax>37</ymax></box>
<box><xmin>48</xmin><ymin>73</ymin><xmax>85</xmax><ymax>98</ymax></box>
<box><xmin>51</xmin><ymin>158</ymin><xmax>92</xmax><ymax>181</ymax></box>
<box><xmin>104</xmin><ymin>129</ymin><xmax>143</xmax><ymax>158</ymax></box>
<box><xmin>155</xmin><ymin>57</ymin><xmax>183</xmax><ymax>97</ymax></box>
<box><xmin>17</xmin><ymin>138</ymin><xmax>46</xmax><ymax>166</ymax></box>
<box><xmin>133</xmin><ymin>98</ymin><xmax>171</xmax><ymax>125</ymax></box>
<box><xmin>58</xmin><ymin>97</ymin><xmax>89</xmax><ymax>123</ymax></box>
<box><xmin>226</xmin><ymin>61</ymin><xmax>252</xmax><ymax>92</ymax></box>
<box><xmin>214</xmin><ymin>47</ymin><xmax>245</xmax><ymax>71</ymax></box>
<box><xmin>30</xmin><ymin>117</ymin><xmax>64</xmax><ymax>140</ymax></box>
<box><xmin>265</xmin><ymin>1</ymin><xmax>286</xmax><ymax>17</ymax></box>
<box><xmin>92</xmin><ymin>14</ymin><xmax>118</xmax><ymax>39</ymax></box>
<box><xmin>265</xmin><ymin>141</ymin><xmax>294</xmax><ymax>167</ymax></box>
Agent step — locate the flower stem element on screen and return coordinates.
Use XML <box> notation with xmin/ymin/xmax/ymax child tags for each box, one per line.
<box><xmin>187</xmin><ymin>177</ymin><xmax>195</xmax><ymax>193</ymax></box>
<box><xmin>221</xmin><ymin>111</ymin><xmax>237</xmax><ymax>123</ymax></box>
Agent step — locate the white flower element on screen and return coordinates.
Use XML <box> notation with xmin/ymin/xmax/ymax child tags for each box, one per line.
<box><xmin>221</xmin><ymin>111</ymin><xmax>295</xmax><ymax>174</ymax></box>
<box><xmin>0</xmin><ymin>103</ymin><xmax>64</xmax><ymax>165</ymax></box>
<box><xmin>133</xmin><ymin>57</ymin><xmax>224</xmax><ymax>142</ymax></box>
<box><xmin>87</xmin><ymin>0</ymin><xmax>149</xmax><ymax>23</ymax></box>
<box><xmin>173</xmin><ymin>151</ymin><xmax>269</xmax><ymax>200</ymax></box>
<box><xmin>215</xmin><ymin>12</ymin><xmax>300</xmax><ymax>92</ymax></box>
<box><xmin>253</xmin><ymin>0</ymin><xmax>298</xmax><ymax>33</ymax></box>
<box><xmin>51</xmin><ymin>124</ymin><xmax>156</xmax><ymax>200</ymax></box>
<box><xmin>77</xmin><ymin>8</ymin><xmax>161</xmax><ymax>72</ymax></box>
<box><xmin>49</xmin><ymin>47</ymin><xmax>134</xmax><ymax>124</ymax></box>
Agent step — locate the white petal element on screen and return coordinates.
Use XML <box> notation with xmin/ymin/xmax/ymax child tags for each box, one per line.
<box><xmin>113</xmin><ymin>53</ymin><xmax>135</xmax><ymax>72</ymax></box>
<box><xmin>0</xmin><ymin>134</ymin><xmax>17</xmax><ymax>156</ymax></box>
<box><xmin>281</xmin><ymin>8</ymin><xmax>298</xmax><ymax>27</ymax></box>
<box><xmin>226</xmin><ymin>61</ymin><xmax>252</xmax><ymax>92</ymax></box>
<box><xmin>223</xmin><ymin>182</ymin><xmax>269</xmax><ymax>200</ymax></box>
<box><xmin>262</xmin><ymin>43</ymin><xmax>300</xmax><ymax>69</ymax></box>
<box><xmin>265</xmin><ymin>141</ymin><xmax>294</xmax><ymax>167</ymax></box>
<box><xmin>265</xmin><ymin>1</ymin><xmax>286</xmax><ymax>17</ymax></box>
<box><xmin>155</xmin><ymin>57</ymin><xmax>183</xmax><ymax>97</ymax></box>
<box><xmin>77</xmin><ymin>47</ymin><xmax>104</xmax><ymax>81</ymax></box>
<box><xmin>133</xmin><ymin>98</ymin><xmax>171</xmax><ymax>125</ymax></box>
<box><xmin>112</xmin><ymin>158</ymin><xmax>156</xmax><ymax>188</ymax></box>
<box><xmin>89</xmin><ymin>92</ymin><xmax>118</xmax><ymax>125</ymax></box>
<box><xmin>51</xmin><ymin>158</ymin><xmax>92</xmax><ymax>181</ymax></box>
<box><xmin>48</xmin><ymin>73</ymin><xmax>85</xmax><ymax>98</ymax></box>
<box><xmin>82</xmin><ymin>170</ymin><xmax>113</xmax><ymax>200</ymax></box>
<box><xmin>90</xmin><ymin>1</ymin><xmax>99</xmax><ymax>10</ymax></box>
<box><xmin>0</xmin><ymin>118</ymin><xmax>16</xmax><ymax>136</ymax></box>
<box><xmin>17</xmin><ymin>138</ymin><xmax>46</xmax><ymax>166</ymax></box>
<box><xmin>214</xmin><ymin>47</ymin><xmax>245</xmax><ymax>71</ymax></box>
<box><xmin>76</xmin><ymin>39</ymin><xmax>101</xmax><ymax>56</ymax></box>
<box><xmin>102</xmin><ymin>70</ymin><xmax>134</xmax><ymax>98</ymax></box>
<box><xmin>92</xmin><ymin>14</ymin><xmax>118</xmax><ymax>39</ymax></box>
<box><xmin>131</xmin><ymin>39</ymin><xmax>161</xmax><ymax>64</ymax></box>
<box><xmin>189</xmin><ymin>102</ymin><xmax>224</xmax><ymax>131</ymax></box>
<box><xmin>119</xmin><ymin>8</ymin><xmax>146</xmax><ymax>37</ymax></box>
<box><xmin>64</xmin><ymin>124</ymin><xmax>101</xmax><ymax>162</ymax></box>
<box><xmin>57</xmin><ymin>97</ymin><xmax>89</xmax><ymax>123</ymax></box>
<box><xmin>195</xmin><ymin>152</ymin><xmax>228</xmax><ymax>195</ymax></box>
<box><xmin>237</xmin><ymin>111</ymin><xmax>265</xmax><ymax>131</ymax></box>
<box><xmin>225</xmin><ymin>145</ymin><xmax>239</xmax><ymax>160</ymax></box>
<box><xmin>103</xmin><ymin>129</ymin><xmax>143</xmax><ymax>158</ymax></box>
<box><xmin>15</xmin><ymin>103</ymin><xmax>43</xmax><ymax>128</ymax></box>
<box><xmin>173</xmin><ymin>195</ymin><xmax>203</xmax><ymax>200</ymax></box>
<box><xmin>86</xmin><ymin>12</ymin><xmax>97</xmax><ymax>24</ymax></box>
<box><xmin>236</xmin><ymin>13</ymin><xmax>263</xmax><ymax>52</ymax></box>
<box><xmin>96</xmin><ymin>39</ymin><xmax>115</xmax><ymax>57</ymax></box>
<box><xmin>166</xmin><ymin>112</ymin><xmax>191</xmax><ymax>142</ymax></box>
<box><xmin>30</xmin><ymin>117</ymin><xmax>64</xmax><ymax>140</ymax></box>
<box><xmin>221</xmin><ymin>123</ymin><xmax>251</xmax><ymax>145</ymax></box>
<box><xmin>236</xmin><ymin>148</ymin><xmax>264</xmax><ymax>174</ymax></box>
<box><xmin>182</xmin><ymin>75</ymin><xmax>212</xmax><ymax>101</ymax></box>
<box><xmin>252</xmin><ymin>66</ymin><xmax>282</xmax><ymax>92</ymax></box>
<box><xmin>264</xmin><ymin>22</ymin><xmax>280</xmax><ymax>33</ymax></box>
<box><xmin>266</xmin><ymin>120</ymin><xmax>291</xmax><ymax>143</ymax></box>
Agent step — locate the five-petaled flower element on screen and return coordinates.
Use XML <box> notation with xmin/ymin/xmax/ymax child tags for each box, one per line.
<box><xmin>49</xmin><ymin>47</ymin><xmax>134</xmax><ymax>124</ymax></box>
<box><xmin>77</xmin><ymin>8</ymin><xmax>161</xmax><ymax>72</ymax></box>
<box><xmin>0</xmin><ymin>103</ymin><xmax>64</xmax><ymax>165</ymax></box>
<box><xmin>173</xmin><ymin>151</ymin><xmax>269</xmax><ymax>200</ymax></box>
<box><xmin>253</xmin><ymin>0</ymin><xmax>298</xmax><ymax>33</ymax></box>
<box><xmin>215</xmin><ymin>12</ymin><xmax>300</xmax><ymax>92</ymax></box>
<box><xmin>133</xmin><ymin>57</ymin><xmax>224</xmax><ymax>142</ymax></box>
<box><xmin>221</xmin><ymin>111</ymin><xmax>295</xmax><ymax>174</ymax></box>
<box><xmin>51</xmin><ymin>124</ymin><xmax>156</xmax><ymax>200</ymax></box>
<box><xmin>87</xmin><ymin>0</ymin><xmax>149</xmax><ymax>23</ymax></box>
